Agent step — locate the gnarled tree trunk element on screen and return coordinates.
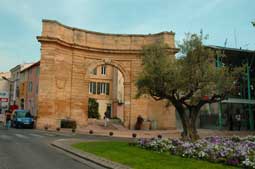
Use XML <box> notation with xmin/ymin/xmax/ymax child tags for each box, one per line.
<box><xmin>176</xmin><ymin>106</ymin><xmax>200</xmax><ymax>141</ymax></box>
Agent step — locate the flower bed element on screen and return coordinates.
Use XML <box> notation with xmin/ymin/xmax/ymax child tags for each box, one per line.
<box><xmin>136</xmin><ymin>136</ymin><xmax>255</xmax><ymax>168</ymax></box>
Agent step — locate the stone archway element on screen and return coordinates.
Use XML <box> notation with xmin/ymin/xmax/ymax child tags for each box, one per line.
<box><xmin>36</xmin><ymin>20</ymin><xmax>178</xmax><ymax>129</ymax></box>
<box><xmin>86</xmin><ymin>59</ymin><xmax>130</xmax><ymax>83</ymax></box>
<box><xmin>86</xmin><ymin>59</ymin><xmax>131</xmax><ymax>127</ymax></box>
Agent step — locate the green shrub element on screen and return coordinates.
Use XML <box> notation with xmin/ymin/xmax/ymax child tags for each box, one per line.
<box><xmin>61</xmin><ymin>119</ymin><xmax>77</xmax><ymax>129</ymax></box>
<box><xmin>88</xmin><ymin>98</ymin><xmax>100</xmax><ymax>119</ymax></box>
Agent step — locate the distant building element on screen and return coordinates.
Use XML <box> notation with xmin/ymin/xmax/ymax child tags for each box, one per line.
<box><xmin>19</xmin><ymin>61</ymin><xmax>40</xmax><ymax>116</ymax></box>
<box><xmin>88</xmin><ymin>65</ymin><xmax>124</xmax><ymax>120</ymax></box>
<box><xmin>0</xmin><ymin>72</ymin><xmax>10</xmax><ymax>113</ymax></box>
<box><xmin>112</xmin><ymin>68</ymin><xmax>124</xmax><ymax>121</ymax></box>
<box><xmin>9</xmin><ymin>63</ymin><xmax>34</xmax><ymax>109</ymax></box>
<box><xmin>199</xmin><ymin>46</ymin><xmax>255</xmax><ymax>130</ymax></box>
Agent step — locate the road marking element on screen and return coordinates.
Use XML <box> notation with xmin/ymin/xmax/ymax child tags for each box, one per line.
<box><xmin>44</xmin><ymin>133</ymin><xmax>55</xmax><ymax>137</ymax></box>
<box><xmin>29</xmin><ymin>133</ymin><xmax>44</xmax><ymax>138</ymax></box>
<box><xmin>15</xmin><ymin>134</ymin><xmax>29</xmax><ymax>139</ymax></box>
<box><xmin>0</xmin><ymin>134</ymin><xmax>11</xmax><ymax>140</ymax></box>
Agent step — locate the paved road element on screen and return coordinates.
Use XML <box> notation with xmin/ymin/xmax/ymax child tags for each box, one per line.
<box><xmin>0</xmin><ymin>128</ymin><xmax>120</xmax><ymax>169</ymax></box>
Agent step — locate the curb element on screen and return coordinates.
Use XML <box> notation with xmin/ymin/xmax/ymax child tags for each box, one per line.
<box><xmin>36</xmin><ymin>129</ymin><xmax>76</xmax><ymax>137</ymax></box>
<box><xmin>52</xmin><ymin>139</ymin><xmax>131</xmax><ymax>169</ymax></box>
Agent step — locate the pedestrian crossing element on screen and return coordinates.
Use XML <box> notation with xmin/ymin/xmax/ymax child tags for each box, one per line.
<box><xmin>0</xmin><ymin>134</ymin><xmax>12</xmax><ymax>140</ymax></box>
<box><xmin>0</xmin><ymin>132</ymin><xmax>58</xmax><ymax>141</ymax></box>
<box><xmin>15</xmin><ymin>133</ymin><xmax>29</xmax><ymax>139</ymax></box>
<box><xmin>29</xmin><ymin>133</ymin><xmax>44</xmax><ymax>138</ymax></box>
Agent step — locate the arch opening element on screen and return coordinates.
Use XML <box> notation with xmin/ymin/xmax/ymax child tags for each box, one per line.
<box><xmin>87</xmin><ymin>63</ymin><xmax>126</xmax><ymax>125</ymax></box>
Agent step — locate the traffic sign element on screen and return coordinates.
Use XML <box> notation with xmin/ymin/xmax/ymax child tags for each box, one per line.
<box><xmin>0</xmin><ymin>98</ymin><xmax>8</xmax><ymax>102</ymax></box>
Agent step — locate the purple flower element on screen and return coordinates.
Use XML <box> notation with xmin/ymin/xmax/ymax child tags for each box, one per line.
<box><xmin>135</xmin><ymin>135</ymin><xmax>255</xmax><ymax>168</ymax></box>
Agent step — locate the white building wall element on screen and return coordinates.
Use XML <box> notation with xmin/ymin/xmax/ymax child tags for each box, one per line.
<box><xmin>0</xmin><ymin>72</ymin><xmax>10</xmax><ymax>113</ymax></box>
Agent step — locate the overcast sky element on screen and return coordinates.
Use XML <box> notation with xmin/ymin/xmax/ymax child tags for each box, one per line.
<box><xmin>0</xmin><ymin>0</ymin><xmax>254</xmax><ymax>72</ymax></box>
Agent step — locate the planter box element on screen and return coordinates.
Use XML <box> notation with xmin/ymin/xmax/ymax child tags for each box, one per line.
<box><xmin>141</xmin><ymin>121</ymin><xmax>151</xmax><ymax>130</ymax></box>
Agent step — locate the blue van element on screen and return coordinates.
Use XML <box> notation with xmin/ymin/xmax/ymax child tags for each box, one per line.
<box><xmin>12</xmin><ymin>110</ymin><xmax>34</xmax><ymax>129</ymax></box>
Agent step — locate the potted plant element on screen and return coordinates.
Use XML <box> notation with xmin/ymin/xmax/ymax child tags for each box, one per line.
<box><xmin>44</xmin><ymin>124</ymin><xmax>48</xmax><ymax>131</ymax></box>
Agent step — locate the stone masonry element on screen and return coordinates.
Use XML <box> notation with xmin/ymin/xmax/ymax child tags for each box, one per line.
<box><xmin>36</xmin><ymin>20</ymin><xmax>178</xmax><ymax>129</ymax></box>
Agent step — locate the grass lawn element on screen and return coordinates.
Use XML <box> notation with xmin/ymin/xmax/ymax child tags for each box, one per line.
<box><xmin>72</xmin><ymin>141</ymin><xmax>238</xmax><ymax>169</ymax></box>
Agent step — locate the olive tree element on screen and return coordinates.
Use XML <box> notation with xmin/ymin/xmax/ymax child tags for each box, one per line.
<box><xmin>136</xmin><ymin>33</ymin><xmax>243</xmax><ymax>140</ymax></box>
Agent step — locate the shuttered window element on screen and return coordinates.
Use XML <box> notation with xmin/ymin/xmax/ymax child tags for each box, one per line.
<box><xmin>89</xmin><ymin>81</ymin><xmax>110</xmax><ymax>95</ymax></box>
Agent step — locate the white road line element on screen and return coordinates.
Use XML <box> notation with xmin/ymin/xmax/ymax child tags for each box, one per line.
<box><xmin>0</xmin><ymin>134</ymin><xmax>12</xmax><ymax>140</ymax></box>
<box><xmin>44</xmin><ymin>133</ymin><xmax>55</xmax><ymax>137</ymax></box>
<box><xmin>29</xmin><ymin>133</ymin><xmax>44</xmax><ymax>138</ymax></box>
<box><xmin>14</xmin><ymin>134</ymin><xmax>29</xmax><ymax>139</ymax></box>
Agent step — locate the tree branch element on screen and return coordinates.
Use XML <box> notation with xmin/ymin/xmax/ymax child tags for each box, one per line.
<box><xmin>152</xmin><ymin>95</ymin><xmax>163</xmax><ymax>101</ymax></box>
<box><xmin>180</xmin><ymin>90</ymin><xmax>194</xmax><ymax>102</ymax></box>
<box><xmin>197</xmin><ymin>93</ymin><xmax>227</xmax><ymax>109</ymax></box>
<box><xmin>149</xmin><ymin>90</ymin><xmax>163</xmax><ymax>101</ymax></box>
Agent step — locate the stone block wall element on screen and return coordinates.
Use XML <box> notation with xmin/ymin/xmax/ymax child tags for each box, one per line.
<box><xmin>37</xmin><ymin>20</ymin><xmax>178</xmax><ymax>129</ymax></box>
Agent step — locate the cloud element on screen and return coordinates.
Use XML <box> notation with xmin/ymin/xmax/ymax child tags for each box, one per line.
<box><xmin>0</xmin><ymin>1</ymin><xmax>40</xmax><ymax>31</ymax></box>
<box><xmin>186</xmin><ymin>0</ymin><xmax>224</xmax><ymax>22</ymax></box>
<box><xmin>0</xmin><ymin>55</ymin><xmax>21</xmax><ymax>72</ymax></box>
<box><xmin>0</xmin><ymin>0</ymin><xmax>254</xmax><ymax>73</ymax></box>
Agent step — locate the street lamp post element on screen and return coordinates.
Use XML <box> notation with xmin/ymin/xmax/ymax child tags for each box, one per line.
<box><xmin>246</xmin><ymin>59</ymin><xmax>254</xmax><ymax>131</ymax></box>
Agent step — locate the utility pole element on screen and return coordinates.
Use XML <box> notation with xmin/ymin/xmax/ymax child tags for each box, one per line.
<box><xmin>247</xmin><ymin>59</ymin><xmax>254</xmax><ymax>130</ymax></box>
<box><xmin>216</xmin><ymin>54</ymin><xmax>223</xmax><ymax>129</ymax></box>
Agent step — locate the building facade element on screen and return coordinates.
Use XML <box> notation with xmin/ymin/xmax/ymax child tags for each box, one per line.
<box><xmin>112</xmin><ymin>67</ymin><xmax>125</xmax><ymax>121</ymax></box>
<box><xmin>36</xmin><ymin>20</ymin><xmax>178</xmax><ymax>129</ymax></box>
<box><xmin>0</xmin><ymin>72</ymin><xmax>10</xmax><ymax>114</ymax></box>
<box><xmin>88</xmin><ymin>65</ymin><xmax>124</xmax><ymax>120</ymax></box>
<box><xmin>88</xmin><ymin>65</ymin><xmax>114</xmax><ymax>119</ymax></box>
<box><xmin>19</xmin><ymin>62</ymin><xmax>40</xmax><ymax>116</ymax></box>
<box><xmin>9</xmin><ymin>63</ymin><xmax>33</xmax><ymax>109</ymax></box>
<box><xmin>197</xmin><ymin>46</ymin><xmax>255</xmax><ymax>130</ymax></box>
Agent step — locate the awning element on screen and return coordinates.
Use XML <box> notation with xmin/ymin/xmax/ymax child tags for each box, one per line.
<box><xmin>222</xmin><ymin>98</ymin><xmax>255</xmax><ymax>104</ymax></box>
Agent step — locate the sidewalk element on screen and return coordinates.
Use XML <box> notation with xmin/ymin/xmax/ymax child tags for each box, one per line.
<box><xmin>42</xmin><ymin>127</ymin><xmax>181</xmax><ymax>138</ymax></box>
<box><xmin>76</xmin><ymin>128</ymin><xmax>181</xmax><ymax>138</ymax></box>
<box><xmin>38</xmin><ymin>118</ymin><xmax>255</xmax><ymax>139</ymax></box>
<box><xmin>198</xmin><ymin>129</ymin><xmax>255</xmax><ymax>137</ymax></box>
<box><xmin>42</xmin><ymin>127</ymin><xmax>254</xmax><ymax>139</ymax></box>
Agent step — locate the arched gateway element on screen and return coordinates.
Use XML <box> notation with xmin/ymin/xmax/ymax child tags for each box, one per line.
<box><xmin>36</xmin><ymin>20</ymin><xmax>178</xmax><ymax>129</ymax></box>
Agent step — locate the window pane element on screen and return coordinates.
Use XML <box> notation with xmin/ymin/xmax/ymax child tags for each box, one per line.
<box><xmin>36</xmin><ymin>67</ymin><xmax>40</xmax><ymax>76</ymax></box>
<box><xmin>101</xmin><ymin>65</ymin><xmax>106</xmax><ymax>75</ymax></box>
<box><xmin>106</xmin><ymin>83</ymin><xmax>109</xmax><ymax>95</ymax></box>
<box><xmin>93</xmin><ymin>82</ymin><xmax>96</xmax><ymax>94</ymax></box>
<box><xmin>92</xmin><ymin>68</ymin><xmax>97</xmax><ymax>75</ymax></box>
<box><xmin>102</xmin><ymin>83</ymin><xmax>106</xmax><ymax>93</ymax></box>
<box><xmin>97</xmin><ymin>82</ymin><xmax>101</xmax><ymax>94</ymax></box>
<box><xmin>29</xmin><ymin>81</ymin><xmax>33</xmax><ymax>92</ymax></box>
<box><xmin>89</xmin><ymin>82</ymin><xmax>92</xmax><ymax>93</ymax></box>
<box><xmin>100</xmin><ymin>83</ymin><xmax>103</xmax><ymax>94</ymax></box>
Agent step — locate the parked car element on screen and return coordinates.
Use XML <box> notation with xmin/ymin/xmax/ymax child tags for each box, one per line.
<box><xmin>12</xmin><ymin>110</ymin><xmax>34</xmax><ymax>129</ymax></box>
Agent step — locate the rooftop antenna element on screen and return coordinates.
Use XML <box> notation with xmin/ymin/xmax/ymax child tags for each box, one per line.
<box><xmin>224</xmin><ymin>38</ymin><xmax>228</xmax><ymax>47</ymax></box>
<box><xmin>234</xmin><ymin>29</ymin><xmax>237</xmax><ymax>48</ymax></box>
